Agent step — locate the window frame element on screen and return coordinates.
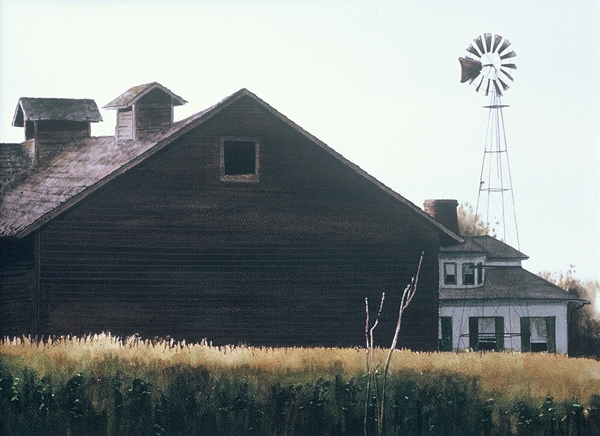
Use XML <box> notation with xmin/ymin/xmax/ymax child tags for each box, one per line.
<box><xmin>440</xmin><ymin>316</ymin><xmax>453</xmax><ymax>351</ymax></box>
<box><xmin>220</xmin><ymin>137</ymin><xmax>260</xmax><ymax>183</ymax></box>
<box><xmin>443</xmin><ymin>262</ymin><xmax>457</xmax><ymax>285</ymax></box>
<box><xmin>469</xmin><ymin>316</ymin><xmax>504</xmax><ymax>352</ymax></box>
<box><xmin>520</xmin><ymin>316</ymin><xmax>556</xmax><ymax>353</ymax></box>
<box><xmin>462</xmin><ymin>263</ymin><xmax>476</xmax><ymax>285</ymax></box>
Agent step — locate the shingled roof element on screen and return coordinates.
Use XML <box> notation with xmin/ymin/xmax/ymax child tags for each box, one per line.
<box><xmin>0</xmin><ymin>88</ymin><xmax>463</xmax><ymax>242</ymax></box>
<box><xmin>440</xmin><ymin>267</ymin><xmax>586</xmax><ymax>302</ymax></box>
<box><xmin>103</xmin><ymin>82</ymin><xmax>187</xmax><ymax>109</ymax></box>
<box><xmin>12</xmin><ymin>98</ymin><xmax>102</xmax><ymax>127</ymax></box>
<box><xmin>441</xmin><ymin>235</ymin><xmax>528</xmax><ymax>260</ymax></box>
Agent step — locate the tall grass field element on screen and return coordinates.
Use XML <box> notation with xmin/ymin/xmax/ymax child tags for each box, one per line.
<box><xmin>1</xmin><ymin>334</ymin><xmax>600</xmax><ymax>435</ymax></box>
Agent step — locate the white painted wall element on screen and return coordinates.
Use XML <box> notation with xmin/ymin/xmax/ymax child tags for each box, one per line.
<box><xmin>439</xmin><ymin>300</ymin><xmax>570</xmax><ymax>354</ymax></box>
<box><xmin>438</xmin><ymin>253</ymin><xmax>487</xmax><ymax>289</ymax></box>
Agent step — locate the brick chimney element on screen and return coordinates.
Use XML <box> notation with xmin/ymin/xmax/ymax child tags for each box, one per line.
<box><xmin>423</xmin><ymin>199</ymin><xmax>459</xmax><ymax>235</ymax></box>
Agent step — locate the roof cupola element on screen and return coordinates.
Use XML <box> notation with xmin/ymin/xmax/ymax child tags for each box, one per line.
<box><xmin>103</xmin><ymin>82</ymin><xmax>187</xmax><ymax>143</ymax></box>
<box><xmin>12</xmin><ymin>97</ymin><xmax>102</xmax><ymax>164</ymax></box>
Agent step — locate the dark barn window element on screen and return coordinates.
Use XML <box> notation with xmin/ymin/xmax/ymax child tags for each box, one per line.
<box><xmin>224</xmin><ymin>140</ymin><xmax>256</xmax><ymax>175</ymax></box>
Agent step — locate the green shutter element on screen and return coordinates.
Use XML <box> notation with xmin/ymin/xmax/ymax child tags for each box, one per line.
<box><xmin>495</xmin><ymin>317</ymin><xmax>505</xmax><ymax>352</ymax></box>
<box><xmin>546</xmin><ymin>317</ymin><xmax>556</xmax><ymax>353</ymax></box>
<box><xmin>441</xmin><ymin>317</ymin><xmax>453</xmax><ymax>352</ymax></box>
<box><xmin>469</xmin><ymin>317</ymin><xmax>479</xmax><ymax>351</ymax></box>
<box><xmin>520</xmin><ymin>317</ymin><xmax>531</xmax><ymax>352</ymax></box>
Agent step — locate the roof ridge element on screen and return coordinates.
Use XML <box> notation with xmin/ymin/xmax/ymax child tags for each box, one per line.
<box><xmin>0</xmin><ymin>87</ymin><xmax>462</xmax><ymax>242</ymax></box>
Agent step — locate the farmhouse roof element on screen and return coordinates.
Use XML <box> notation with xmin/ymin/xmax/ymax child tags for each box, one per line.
<box><xmin>103</xmin><ymin>82</ymin><xmax>187</xmax><ymax>109</ymax></box>
<box><xmin>440</xmin><ymin>267</ymin><xmax>586</xmax><ymax>302</ymax></box>
<box><xmin>12</xmin><ymin>98</ymin><xmax>102</xmax><ymax>127</ymax></box>
<box><xmin>0</xmin><ymin>87</ymin><xmax>464</xmax><ymax>241</ymax></box>
<box><xmin>441</xmin><ymin>235</ymin><xmax>528</xmax><ymax>260</ymax></box>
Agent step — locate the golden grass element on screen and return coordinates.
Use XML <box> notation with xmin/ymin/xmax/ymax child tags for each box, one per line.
<box><xmin>2</xmin><ymin>333</ymin><xmax>600</xmax><ymax>402</ymax></box>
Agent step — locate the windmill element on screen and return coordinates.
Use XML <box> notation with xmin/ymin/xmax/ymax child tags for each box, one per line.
<box><xmin>459</xmin><ymin>33</ymin><xmax>519</xmax><ymax>249</ymax></box>
<box><xmin>444</xmin><ymin>33</ymin><xmax>524</xmax><ymax>352</ymax></box>
<box><xmin>438</xmin><ymin>42</ymin><xmax>581</xmax><ymax>354</ymax></box>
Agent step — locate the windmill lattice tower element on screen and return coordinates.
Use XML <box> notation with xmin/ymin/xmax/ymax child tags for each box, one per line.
<box><xmin>459</xmin><ymin>33</ymin><xmax>520</xmax><ymax>249</ymax></box>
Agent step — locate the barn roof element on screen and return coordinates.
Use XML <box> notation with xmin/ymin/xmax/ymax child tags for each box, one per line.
<box><xmin>0</xmin><ymin>88</ymin><xmax>463</xmax><ymax>241</ymax></box>
<box><xmin>12</xmin><ymin>98</ymin><xmax>102</xmax><ymax>127</ymax></box>
<box><xmin>103</xmin><ymin>82</ymin><xmax>187</xmax><ymax>109</ymax></box>
<box><xmin>439</xmin><ymin>267</ymin><xmax>586</xmax><ymax>302</ymax></box>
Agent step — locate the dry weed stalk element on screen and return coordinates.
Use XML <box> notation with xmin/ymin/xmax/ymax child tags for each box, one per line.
<box><xmin>364</xmin><ymin>252</ymin><xmax>423</xmax><ymax>436</ymax></box>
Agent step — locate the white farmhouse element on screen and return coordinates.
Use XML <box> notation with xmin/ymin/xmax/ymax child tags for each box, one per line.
<box><xmin>424</xmin><ymin>199</ymin><xmax>588</xmax><ymax>355</ymax></box>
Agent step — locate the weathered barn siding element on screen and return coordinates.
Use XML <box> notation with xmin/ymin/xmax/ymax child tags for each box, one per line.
<box><xmin>34</xmin><ymin>95</ymin><xmax>441</xmax><ymax>349</ymax></box>
<box><xmin>35</xmin><ymin>120</ymin><xmax>91</xmax><ymax>163</ymax></box>
<box><xmin>0</xmin><ymin>234</ymin><xmax>36</xmax><ymax>337</ymax></box>
<box><xmin>135</xmin><ymin>89</ymin><xmax>173</xmax><ymax>139</ymax></box>
<box><xmin>116</xmin><ymin>108</ymin><xmax>133</xmax><ymax>141</ymax></box>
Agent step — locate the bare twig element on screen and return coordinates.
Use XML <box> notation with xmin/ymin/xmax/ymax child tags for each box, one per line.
<box><xmin>364</xmin><ymin>292</ymin><xmax>385</xmax><ymax>436</ymax></box>
<box><xmin>364</xmin><ymin>252</ymin><xmax>424</xmax><ymax>436</ymax></box>
<box><xmin>377</xmin><ymin>252</ymin><xmax>424</xmax><ymax>436</ymax></box>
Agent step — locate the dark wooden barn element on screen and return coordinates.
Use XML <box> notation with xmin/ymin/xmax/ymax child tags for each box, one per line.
<box><xmin>0</xmin><ymin>83</ymin><xmax>461</xmax><ymax>349</ymax></box>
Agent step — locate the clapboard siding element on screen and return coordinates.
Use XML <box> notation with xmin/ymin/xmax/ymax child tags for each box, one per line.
<box><xmin>116</xmin><ymin>109</ymin><xmax>133</xmax><ymax>141</ymax></box>
<box><xmin>35</xmin><ymin>120</ymin><xmax>90</xmax><ymax>163</ymax></box>
<box><xmin>39</xmin><ymin>240</ymin><xmax>438</xmax><ymax>348</ymax></box>
<box><xmin>32</xmin><ymin>95</ymin><xmax>441</xmax><ymax>349</ymax></box>
<box><xmin>136</xmin><ymin>104</ymin><xmax>171</xmax><ymax>138</ymax></box>
<box><xmin>0</xmin><ymin>235</ymin><xmax>36</xmax><ymax>337</ymax></box>
<box><xmin>134</xmin><ymin>88</ymin><xmax>173</xmax><ymax>139</ymax></box>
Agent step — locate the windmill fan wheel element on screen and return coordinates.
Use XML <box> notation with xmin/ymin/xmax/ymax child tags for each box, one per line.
<box><xmin>459</xmin><ymin>33</ymin><xmax>516</xmax><ymax>97</ymax></box>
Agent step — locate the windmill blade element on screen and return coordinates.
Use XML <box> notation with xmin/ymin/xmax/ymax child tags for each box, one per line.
<box><xmin>474</xmin><ymin>35</ymin><xmax>486</xmax><ymax>54</ymax></box>
<box><xmin>475</xmin><ymin>76</ymin><xmax>485</xmax><ymax>92</ymax></box>
<box><xmin>485</xmin><ymin>78</ymin><xmax>491</xmax><ymax>96</ymax></box>
<box><xmin>484</xmin><ymin>33</ymin><xmax>493</xmax><ymax>52</ymax></box>
<box><xmin>498</xmin><ymin>78</ymin><xmax>510</xmax><ymax>91</ymax></box>
<box><xmin>466</xmin><ymin>43</ymin><xmax>482</xmax><ymax>58</ymax></box>
<box><xmin>500</xmin><ymin>50</ymin><xmax>516</xmax><ymax>60</ymax></box>
<box><xmin>492</xmin><ymin>34</ymin><xmax>503</xmax><ymax>52</ymax></box>
<box><xmin>497</xmin><ymin>39</ymin><xmax>511</xmax><ymax>54</ymax></box>
<box><xmin>500</xmin><ymin>69</ymin><xmax>514</xmax><ymax>81</ymax></box>
<box><xmin>493</xmin><ymin>80</ymin><xmax>503</xmax><ymax>97</ymax></box>
<box><xmin>501</xmin><ymin>63</ymin><xmax>517</xmax><ymax>70</ymax></box>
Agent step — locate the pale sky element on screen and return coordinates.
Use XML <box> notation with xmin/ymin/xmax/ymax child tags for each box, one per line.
<box><xmin>1</xmin><ymin>0</ymin><xmax>598</xmax><ymax>281</ymax></box>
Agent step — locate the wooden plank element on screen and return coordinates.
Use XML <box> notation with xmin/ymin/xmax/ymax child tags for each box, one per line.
<box><xmin>33</xmin><ymin>112</ymin><xmax>441</xmax><ymax>348</ymax></box>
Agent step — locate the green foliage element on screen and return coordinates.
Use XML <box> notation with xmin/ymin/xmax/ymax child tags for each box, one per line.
<box><xmin>540</xmin><ymin>267</ymin><xmax>600</xmax><ymax>357</ymax></box>
<box><xmin>2</xmin><ymin>358</ymin><xmax>599</xmax><ymax>436</ymax></box>
<box><xmin>457</xmin><ymin>202</ymin><xmax>494</xmax><ymax>237</ymax></box>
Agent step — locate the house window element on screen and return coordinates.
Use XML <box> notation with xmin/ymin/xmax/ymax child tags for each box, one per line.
<box><xmin>221</xmin><ymin>139</ymin><xmax>259</xmax><ymax>182</ymax></box>
<box><xmin>463</xmin><ymin>263</ymin><xmax>475</xmax><ymax>285</ymax></box>
<box><xmin>469</xmin><ymin>317</ymin><xmax>504</xmax><ymax>352</ymax></box>
<box><xmin>444</xmin><ymin>263</ymin><xmax>457</xmax><ymax>285</ymax></box>
<box><xmin>477</xmin><ymin>262</ymin><xmax>483</xmax><ymax>284</ymax></box>
<box><xmin>440</xmin><ymin>317</ymin><xmax>453</xmax><ymax>351</ymax></box>
<box><xmin>520</xmin><ymin>317</ymin><xmax>556</xmax><ymax>353</ymax></box>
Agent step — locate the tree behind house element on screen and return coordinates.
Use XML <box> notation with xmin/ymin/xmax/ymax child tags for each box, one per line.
<box><xmin>540</xmin><ymin>268</ymin><xmax>600</xmax><ymax>357</ymax></box>
<box><xmin>457</xmin><ymin>202</ymin><xmax>496</xmax><ymax>237</ymax></box>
